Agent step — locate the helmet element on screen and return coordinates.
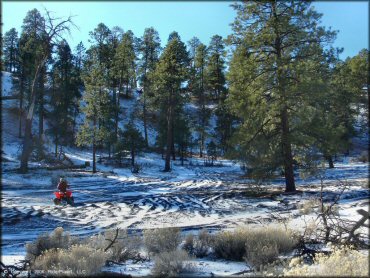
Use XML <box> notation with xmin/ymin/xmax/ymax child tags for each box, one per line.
<box><xmin>60</xmin><ymin>177</ymin><xmax>65</xmax><ymax>182</ymax></box>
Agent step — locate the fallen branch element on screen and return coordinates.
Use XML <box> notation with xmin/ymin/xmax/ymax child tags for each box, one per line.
<box><xmin>104</xmin><ymin>228</ymin><xmax>120</xmax><ymax>252</ymax></box>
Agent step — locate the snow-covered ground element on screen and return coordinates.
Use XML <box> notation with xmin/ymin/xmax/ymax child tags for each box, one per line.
<box><xmin>1</xmin><ymin>72</ymin><xmax>369</xmax><ymax>276</ymax></box>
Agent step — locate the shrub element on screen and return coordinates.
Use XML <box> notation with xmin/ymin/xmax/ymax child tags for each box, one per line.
<box><xmin>152</xmin><ymin>250</ymin><xmax>193</xmax><ymax>277</ymax></box>
<box><xmin>357</xmin><ymin>151</ymin><xmax>368</xmax><ymax>163</ymax></box>
<box><xmin>26</xmin><ymin>227</ymin><xmax>78</xmax><ymax>261</ymax></box>
<box><xmin>212</xmin><ymin>226</ymin><xmax>297</xmax><ymax>266</ymax></box>
<box><xmin>212</xmin><ymin>228</ymin><xmax>249</xmax><ymax>260</ymax></box>
<box><xmin>183</xmin><ymin>229</ymin><xmax>212</xmax><ymax>257</ymax></box>
<box><xmin>298</xmin><ymin>199</ymin><xmax>321</xmax><ymax>215</ymax></box>
<box><xmin>284</xmin><ymin>245</ymin><xmax>369</xmax><ymax>276</ymax></box>
<box><xmin>87</xmin><ymin>229</ymin><xmax>141</xmax><ymax>262</ymax></box>
<box><xmin>246</xmin><ymin>241</ymin><xmax>279</xmax><ymax>270</ymax></box>
<box><xmin>143</xmin><ymin>227</ymin><xmax>181</xmax><ymax>255</ymax></box>
<box><xmin>33</xmin><ymin>244</ymin><xmax>108</xmax><ymax>275</ymax></box>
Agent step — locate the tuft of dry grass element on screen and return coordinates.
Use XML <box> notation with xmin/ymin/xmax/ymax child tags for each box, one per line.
<box><xmin>284</xmin><ymin>245</ymin><xmax>369</xmax><ymax>276</ymax></box>
<box><xmin>143</xmin><ymin>227</ymin><xmax>181</xmax><ymax>255</ymax></box>
<box><xmin>86</xmin><ymin>229</ymin><xmax>141</xmax><ymax>262</ymax></box>
<box><xmin>212</xmin><ymin>226</ymin><xmax>297</xmax><ymax>267</ymax></box>
<box><xmin>26</xmin><ymin>227</ymin><xmax>78</xmax><ymax>261</ymax></box>
<box><xmin>183</xmin><ymin>229</ymin><xmax>212</xmax><ymax>258</ymax></box>
<box><xmin>298</xmin><ymin>198</ymin><xmax>321</xmax><ymax>215</ymax></box>
<box><xmin>152</xmin><ymin>250</ymin><xmax>193</xmax><ymax>277</ymax></box>
<box><xmin>33</xmin><ymin>244</ymin><xmax>108</xmax><ymax>275</ymax></box>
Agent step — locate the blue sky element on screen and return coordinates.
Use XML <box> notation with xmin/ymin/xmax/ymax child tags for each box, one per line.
<box><xmin>2</xmin><ymin>1</ymin><xmax>368</xmax><ymax>59</ymax></box>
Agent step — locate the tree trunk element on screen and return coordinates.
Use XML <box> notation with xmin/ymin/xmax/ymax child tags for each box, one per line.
<box><xmin>164</xmin><ymin>91</ymin><xmax>174</xmax><ymax>172</ymax></box>
<box><xmin>326</xmin><ymin>155</ymin><xmax>334</xmax><ymax>168</ymax></box>
<box><xmin>115</xmin><ymin>76</ymin><xmax>122</xmax><ymax>141</ymax></box>
<box><xmin>171</xmin><ymin>120</ymin><xmax>176</xmax><ymax>160</ymax></box>
<box><xmin>38</xmin><ymin>67</ymin><xmax>45</xmax><ymax>140</ymax></box>
<box><xmin>20</xmin><ymin>118</ymin><xmax>33</xmax><ymax>173</ymax></box>
<box><xmin>200</xmin><ymin>132</ymin><xmax>204</xmax><ymax>158</ymax></box>
<box><xmin>18</xmin><ymin>71</ymin><xmax>24</xmax><ymax>138</ymax></box>
<box><xmin>273</xmin><ymin>2</ymin><xmax>295</xmax><ymax>192</ymax></box>
<box><xmin>20</xmin><ymin>60</ymin><xmax>45</xmax><ymax>173</ymax></box>
<box><xmin>131</xmin><ymin>147</ymin><xmax>135</xmax><ymax>167</ymax></box>
<box><xmin>281</xmin><ymin>107</ymin><xmax>296</xmax><ymax>192</ymax></box>
<box><xmin>143</xmin><ymin>91</ymin><xmax>148</xmax><ymax>147</ymax></box>
<box><xmin>92</xmin><ymin>142</ymin><xmax>96</xmax><ymax>173</ymax></box>
<box><xmin>37</xmin><ymin>68</ymin><xmax>45</xmax><ymax>159</ymax></box>
<box><xmin>55</xmin><ymin>134</ymin><xmax>58</xmax><ymax>157</ymax></box>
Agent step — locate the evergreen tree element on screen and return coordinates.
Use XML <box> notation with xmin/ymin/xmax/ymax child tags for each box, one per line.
<box><xmin>150</xmin><ymin>33</ymin><xmax>190</xmax><ymax>171</ymax></box>
<box><xmin>76</xmin><ymin>51</ymin><xmax>111</xmax><ymax>173</ymax></box>
<box><xmin>119</xmin><ymin>121</ymin><xmax>146</xmax><ymax>168</ymax></box>
<box><xmin>2</xmin><ymin>28</ymin><xmax>19</xmax><ymax>73</ymax></box>
<box><xmin>138</xmin><ymin>27</ymin><xmax>161</xmax><ymax>146</ymax></box>
<box><xmin>19</xmin><ymin>9</ymin><xmax>50</xmax><ymax>157</ymax></box>
<box><xmin>206</xmin><ymin>35</ymin><xmax>226</xmax><ymax>103</ymax></box>
<box><xmin>48</xmin><ymin>40</ymin><xmax>80</xmax><ymax>155</ymax></box>
<box><xmin>193</xmin><ymin>43</ymin><xmax>211</xmax><ymax>157</ymax></box>
<box><xmin>88</xmin><ymin>23</ymin><xmax>117</xmax><ymax>156</ymax></box>
<box><xmin>20</xmin><ymin>9</ymin><xmax>74</xmax><ymax>172</ymax></box>
<box><xmin>227</xmin><ymin>1</ymin><xmax>336</xmax><ymax>191</ymax></box>
<box><xmin>113</xmin><ymin>30</ymin><xmax>137</xmax><ymax>140</ymax></box>
<box><xmin>73</xmin><ymin>41</ymin><xmax>86</xmax><ymax>87</ymax></box>
<box><xmin>205</xmin><ymin>35</ymin><xmax>233</xmax><ymax>155</ymax></box>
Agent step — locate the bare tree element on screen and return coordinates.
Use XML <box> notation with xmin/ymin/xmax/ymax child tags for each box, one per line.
<box><xmin>19</xmin><ymin>10</ymin><xmax>77</xmax><ymax>173</ymax></box>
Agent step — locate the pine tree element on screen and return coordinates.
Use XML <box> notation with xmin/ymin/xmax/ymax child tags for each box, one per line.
<box><xmin>193</xmin><ymin>43</ymin><xmax>211</xmax><ymax>157</ymax></box>
<box><xmin>48</xmin><ymin>40</ymin><xmax>80</xmax><ymax>156</ymax></box>
<box><xmin>113</xmin><ymin>30</ymin><xmax>137</xmax><ymax>141</ymax></box>
<box><xmin>19</xmin><ymin>9</ymin><xmax>50</xmax><ymax>158</ymax></box>
<box><xmin>2</xmin><ymin>28</ymin><xmax>19</xmax><ymax>73</ymax></box>
<box><xmin>119</xmin><ymin>121</ymin><xmax>146</xmax><ymax>168</ymax></box>
<box><xmin>205</xmin><ymin>35</ymin><xmax>233</xmax><ymax>155</ymax></box>
<box><xmin>138</xmin><ymin>27</ymin><xmax>161</xmax><ymax>146</ymax></box>
<box><xmin>227</xmin><ymin>1</ymin><xmax>336</xmax><ymax>191</ymax></box>
<box><xmin>73</xmin><ymin>41</ymin><xmax>86</xmax><ymax>87</ymax></box>
<box><xmin>88</xmin><ymin>23</ymin><xmax>117</xmax><ymax>156</ymax></box>
<box><xmin>150</xmin><ymin>33</ymin><xmax>190</xmax><ymax>171</ymax></box>
<box><xmin>19</xmin><ymin>9</ymin><xmax>74</xmax><ymax>172</ymax></box>
<box><xmin>206</xmin><ymin>35</ymin><xmax>226</xmax><ymax>103</ymax></box>
<box><xmin>76</xmin><ymin>51</ymin><xmax>111</xmax><ymax>173</ymax></box>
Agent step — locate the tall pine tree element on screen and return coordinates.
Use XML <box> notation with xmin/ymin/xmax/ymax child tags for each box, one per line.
<box><xmin>227</xmin><ymin>1</ymin><xmax>336</xmax><ymax>191</ymax></box>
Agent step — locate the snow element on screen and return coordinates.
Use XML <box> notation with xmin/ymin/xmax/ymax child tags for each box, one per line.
<box><xmin>1</xmin><ymin>71</ymin><xmax>13</xmax><ymax>97</ymax></box>
<box><xmin>1</xmin><ymin>70</ymin><xmax>369</xmax><ymax>276</ymax></box>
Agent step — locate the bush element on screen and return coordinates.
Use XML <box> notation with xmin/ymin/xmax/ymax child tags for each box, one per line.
<box><xmin>86</xmin><ymin>229</ymin><xmax>141</xmax><ymax>262</ymax></box>
<box><xmin>152</xmin><ymin>250</ymin><xmax>192</xmax><ymax>277</ymax></box>
<box><xmin>33</xmin><ymin>244</ymin><xmax>108</xmax><ymax>275</ymax></box>
<box><xmin>298</xmin><ymin>198</ymin><xmax>321</xmax><ymax>215</ymax></box>
<box><xmin>357</xmin><ymin>151</ymin><xmax>368</xmax><ymax>163</ymax></box>
<box><xmin>183</xmin><ymin>229</ymin><xmax>213</xmax><ymax>257</ymax></box>
<box><xmin>26</xmin><ymin>227</ymin><xmax>78</xmax><ymax>261</ymax></box>
<box><xmin>284</xmin><ymin>245</ymin><xmax>369</xmax><ymax>276</ymax></box>
<box><xmin>143</xmin><ymin>227</ymin><xmax>181</xmax><ymax>255</ymax></box>
<box><xmin>212</xmin><ymin>226</ymin><xmax>297</xmax><ymax>266</ymax></box>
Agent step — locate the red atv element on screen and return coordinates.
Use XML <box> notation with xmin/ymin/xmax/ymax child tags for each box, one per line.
<box><xmin>53</xmin><ymin>191</ymin><xmax>74</xmax><ymax>206</ymax></box>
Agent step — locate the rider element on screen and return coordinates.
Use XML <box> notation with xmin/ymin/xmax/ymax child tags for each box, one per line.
<box><xmin>57</xmin><ymin>177</ymin><xmax>69</xmax><ymax>193</ymax></box>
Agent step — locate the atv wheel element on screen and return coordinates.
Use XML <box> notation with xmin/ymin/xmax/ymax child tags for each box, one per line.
<box><xmin>67</xmin><ymin>197</ymin><xmax>74</xmax><ymax>206</ymax></box>
<box><xmin>53</xmin><ymin>198</ymin><xmax>61</xmax><ymax>205</ymax></box>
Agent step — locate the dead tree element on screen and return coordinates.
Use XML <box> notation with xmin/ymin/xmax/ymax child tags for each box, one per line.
<box><xmin>19</xmin><ymin>10</ymin><xmax>77</xmax><ymax>173</ymax></box>
<box><xmin>312</xmin><ymin>178</ymin><xmax>369</xmax><ymax>248</ymax></box>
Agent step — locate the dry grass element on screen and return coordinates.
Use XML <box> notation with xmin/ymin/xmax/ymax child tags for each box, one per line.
<box><xmin>152</xmin><ymin>250</ymin><xmax>193</xmax><ymax>277</ymax></box>
<box><xmin>183</xmin><ymin>229</ymin><xmax>213</xmax><ymax>257</ymax></box>
<box><xmin>143</xmin><ymin>227</ymin><xmax>181</xmax><ymax>255</ymax></box>
<box><xmin>298</xmin><ymin>198</ymin><xmax>321</xmax><ymax>215</ymax></box>
<box><xmin>33</xmin><ymin>244</ymin><xmax>108</xmax><ymax>275</ymax></box>
<box><xmin>284</xmin><ymin>245</ymin><xmax>369</xmax><ymax>276</ymax></box>
<box><xmin>212</xmin><ymin>226</ymin><xmax>297</xmax><ymax>267</ymax></box>
<box><xmin>26</xmin><ymin>227</ymin><xmax>78</xmax><ymax>261</ymax></box>
<box><xmin>86</xmin><ymin>229</ymin><xmax>141</xmax><ymax>262</ymax></box>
